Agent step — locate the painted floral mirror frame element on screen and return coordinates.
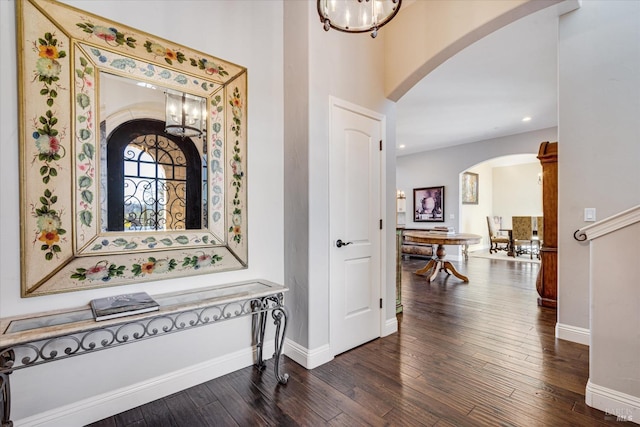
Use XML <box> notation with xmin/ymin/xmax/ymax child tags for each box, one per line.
<box><xmin>17</xmin><ymin>0</ymin><xmax>248</xmax><ymax>297</ymax></box>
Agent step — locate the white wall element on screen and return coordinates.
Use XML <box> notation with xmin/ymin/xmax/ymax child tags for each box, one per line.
<box><xmin>0</xmin><ymin>1</ymin><xmax>284</xmax><ymax>423</ymax></box>
<box><xmin>587</xmin><ymin>219</ymin><xmax>640</xmax><ymax>417</ymax></box>
<box><xmin>283</xmin><ymin>2</ymin><xmax>398</xmax><ymax>366</ymax></box>
<box><xmin>397</xmin><ymin>127</ymin><xmax>557</xmax><ymax>257</ymax></box>
<box><xmin>307</xmin><ymin>3</ymin><xmax>396</xmax><ymax>354</ymax></box>
<box><xmin>283</xmin><ymin>0</ymin><xmax>311</xmax><ymax>353</ymax></box>
<box><xmin>557</xmin><ymin>0</ymin><xmax>640</xmax><ymax>342</ymax></box>
<box><xmin>459</xmin><ymin>162</ymin><xmax>494</xmax><ymax>253</ymax></box>
<box><xmin>493</xmin><ymin>162</ymin><xmax>543</xmax><ymax>229</ymax></box>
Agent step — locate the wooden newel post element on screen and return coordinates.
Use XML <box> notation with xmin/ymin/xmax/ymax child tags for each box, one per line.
<box><xmin>536</xmin><ymin>141</ymin><xmax>558</xmax><ymax>308</ymax></box>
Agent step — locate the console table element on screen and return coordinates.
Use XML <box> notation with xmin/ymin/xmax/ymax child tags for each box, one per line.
<box><xmin>0</xmin><ymin>279</ymin><xmax>289</xmax><ymax>427</ymax></box>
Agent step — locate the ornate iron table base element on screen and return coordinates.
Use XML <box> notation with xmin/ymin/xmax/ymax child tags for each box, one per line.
<box><xmin>255</xmin><ymin>304</ymin><xmax>289</xmax><ymax>384</ymax></box>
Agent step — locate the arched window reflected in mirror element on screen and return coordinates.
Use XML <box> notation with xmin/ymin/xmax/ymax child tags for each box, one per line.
<box><xmin>105</xmin><ymin>119</ymin><xmax>205</xmax><ymax>232</ymax></box>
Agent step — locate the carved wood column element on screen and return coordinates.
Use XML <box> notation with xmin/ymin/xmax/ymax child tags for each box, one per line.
<box><xmin>536</xmin><ymin>141</ymin><xmax>558</xmax><ymax>308</ymax></box>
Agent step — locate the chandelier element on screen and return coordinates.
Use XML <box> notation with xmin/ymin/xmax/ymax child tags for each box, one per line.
<box><xmin>165</xmin><ymin>90</ymin><xmax>206</xmax><ymax>138</ymax></box>
<box><xmin>317</xmin><ymin>0</ymin><xmax>401</xmax><ymax>38</ymax></box>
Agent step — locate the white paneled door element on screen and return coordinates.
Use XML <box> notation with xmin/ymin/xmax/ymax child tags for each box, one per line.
<box><xmin>329</xmin><ymin>98</ymin><xmax>383</xmax><ymax>356</ymax></box>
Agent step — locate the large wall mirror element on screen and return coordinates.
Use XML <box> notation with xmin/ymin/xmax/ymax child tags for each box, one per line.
<box><xmin>17</xmin><ymin>0</ymin><xmax>248</xmax><ymax>297</ymax></box>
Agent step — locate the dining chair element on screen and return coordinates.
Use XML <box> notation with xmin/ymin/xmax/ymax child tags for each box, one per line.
<box><xmin>486</xmin><ymin>216</ymin><xmax>510</xmax><ymax>254</ymax></box>
<box><xmin>512</xmin><ymin>216</ymin><xmax>535</xmax><ymax>258</ymax></box>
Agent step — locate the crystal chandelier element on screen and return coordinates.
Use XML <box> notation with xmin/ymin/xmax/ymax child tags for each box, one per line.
<box><xmin>317</xmin><ymin>0</ymin><xmax>401</xmax><ymax>38</ymax></box>
<box><xmin>165</xmin><ymin>90</ymin><xmax>205</xmax><ymax>138</ymax></box>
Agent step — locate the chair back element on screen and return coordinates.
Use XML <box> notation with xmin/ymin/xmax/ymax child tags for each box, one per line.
<box><xmin>512</xmin><ymin>216</ymin><xmax>533</xmax><ymax>241</ymax></box>
<box><xmin>493</xmin><ymin>216</ymin><xmax>503</xmax><ymax>232</ymax></box>
<box><xmin>486</xmin><ymin>216</ymin><xmax>497</xmax><ymax>237</ymax></box>
<box><xmin>536</xmin><ymin>216</ymin><xmax>544</xmax><ymax>239</ymax></box>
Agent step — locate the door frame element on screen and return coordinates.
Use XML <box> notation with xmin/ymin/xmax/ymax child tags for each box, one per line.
<box><xmin>328</xmin><ymin>96</ymin><xmax>387</xmax><ymax>355</ymax></box>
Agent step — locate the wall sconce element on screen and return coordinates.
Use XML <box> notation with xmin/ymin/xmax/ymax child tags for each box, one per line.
<box><xmin>396</xmin><ymin>190</ymin><xmax>406</xmax><ymax>212</ymax></box>
<box><xmin>165</xmin><ymin>90</ymin><xmax>205</xmax><ymax>138</ymax></box>
<box><xmin>317</xmin><ymin>0</ymin><xmax>402</xmax><ymax>38</ymax></box>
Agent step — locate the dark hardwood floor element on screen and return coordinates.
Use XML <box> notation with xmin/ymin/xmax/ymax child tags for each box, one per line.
<box><xmin>90</xmin><ymin>256</ymin><xmax>620</xmax><ymax>426</ymax></box>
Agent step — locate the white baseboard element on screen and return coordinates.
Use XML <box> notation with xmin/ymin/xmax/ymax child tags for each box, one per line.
<box><xmin>283</xmin><ymin>339</ymin><xmax>333</xmax><ymax>369</ymax></box>
<box><xmin>586</xmin><ymin>380</ymin><xmax>640</xmax><ymax>424</ymax></box>
<box><xmin>382</xmin><ymin>315</ymin><xmax>398</xmax><ymax>337</ymax></box>
<box><xmin>284</xmin><ymin>318</ymin><xmax>398</xmax><ymax>369</ymax></box>
<box><xmin>14</xmin><ymin>343</ymin><xmax>274</xmax><ymax>427</ymax></box>
<box><xmin>556</xmin><ymin>322</ymin><xmax>590</xmax><ymax>346</ymax></box>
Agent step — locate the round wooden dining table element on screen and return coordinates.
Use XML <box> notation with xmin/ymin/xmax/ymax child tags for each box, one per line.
<box><xmin>402</xmin><ymin>231</ymin><xmax>482</xmax><ymax>283</ymax></box>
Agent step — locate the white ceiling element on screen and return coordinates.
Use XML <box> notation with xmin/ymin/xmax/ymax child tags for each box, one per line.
<box><xmin>395</xmin><ymin>5</ymin><xmax>561</xmax><ymax>157</ymax></box>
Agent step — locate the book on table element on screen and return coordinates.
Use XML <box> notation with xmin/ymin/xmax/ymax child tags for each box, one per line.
<box><xmin>90</xmin><ymin>292</ymin><xmax>159</xmax><ymax>321</ymax></box>
<box><xmin>430</xmin><ymin>226</ymin><xmax>456</xmax><ymax>235</ymax></box>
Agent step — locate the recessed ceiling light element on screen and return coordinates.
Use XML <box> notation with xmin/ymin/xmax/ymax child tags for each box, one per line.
<box><xmin>522</xmin><ymin>117</ymin><xmax>532</xmax><ymax>122</ymax></box>
<box><xmin>398</xmin><ymin>144</ymin><xmax>406</xmax><ymax>149</ymax></box>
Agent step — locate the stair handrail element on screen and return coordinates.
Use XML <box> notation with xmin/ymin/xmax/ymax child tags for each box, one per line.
<box><xmin>574</xmin><ymin>204</ymin><xmax>640</xmax><ymax>241</ymax></box>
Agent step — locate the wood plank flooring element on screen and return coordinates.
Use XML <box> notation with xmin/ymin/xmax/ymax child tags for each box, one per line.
<box><xmin>90</xmin><ymin>257</ymin><xmax>622</xmax><ymax>426</ymax></box>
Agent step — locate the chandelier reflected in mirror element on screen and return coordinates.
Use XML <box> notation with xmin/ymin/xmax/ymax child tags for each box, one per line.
<box><xmin>317</xmin><ymin>0</ymin><xmax>401</xmax><ymax>38</ymax></box>
<box><xmin>165</xmin><ymin>90</ymin><xmax>206</xmax><ymax>138</ymax></box>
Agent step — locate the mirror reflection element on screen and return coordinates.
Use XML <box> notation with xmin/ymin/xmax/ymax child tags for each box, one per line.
<box><xmin>99</xmin><ymin>72</ymin><xmax>208</xmax><ymax>232</ymax></box>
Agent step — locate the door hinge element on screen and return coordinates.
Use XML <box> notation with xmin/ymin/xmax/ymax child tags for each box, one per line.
<box><xmin>379</xmin><ymin>298</ymin><xmax>383</xmax><ymax>309</ymax></box>
<box><xmin>379</xmin><ymin>140</ymin><xmax>382</xmax><ymax>151</ymax></box>
<box><xmin>379</xmin><ymin>219</ymin><xmax>383</xmax><ymax>230</ymax></box>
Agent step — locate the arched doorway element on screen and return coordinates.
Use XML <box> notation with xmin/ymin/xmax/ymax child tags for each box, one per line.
<box><xmin>459</xmin><ymin>154</ymin><xmax>542</xmax><ymax>254</ymax></box>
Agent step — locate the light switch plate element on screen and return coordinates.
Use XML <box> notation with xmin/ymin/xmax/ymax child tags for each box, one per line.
<box><xmin>584</xmin><ymin>208</ymin><xmax>596</xmax><ymax>222</ymax></box>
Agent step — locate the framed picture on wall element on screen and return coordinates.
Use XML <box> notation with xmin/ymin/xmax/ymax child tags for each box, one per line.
<box><xmin>462</xmin><ymin>172</ymin><xmax>479</xmax><ymax>204</ymax></box>
<box><xmin>413</xmin><ymin>186</ymin><xmax>445</xmax><ymax>222</ymax></box>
